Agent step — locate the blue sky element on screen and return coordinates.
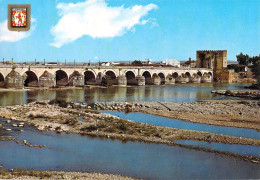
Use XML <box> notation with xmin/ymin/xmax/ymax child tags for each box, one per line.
<box><xmin>0</xmin><ymin>0</ymin><xmax>259</xmax><ymax>63</ymax></box>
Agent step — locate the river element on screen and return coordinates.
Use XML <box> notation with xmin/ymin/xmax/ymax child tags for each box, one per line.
<box><xmin>0</xmin><ymin>83</ymin><xmax>249</xmax><ymax>106</ymax></box>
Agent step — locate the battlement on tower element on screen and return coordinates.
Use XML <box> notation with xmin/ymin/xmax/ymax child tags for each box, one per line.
<box><xmin>197</xmin><ymin>50</ymin><xmax>227</xmax><ymax>53</ymax></box>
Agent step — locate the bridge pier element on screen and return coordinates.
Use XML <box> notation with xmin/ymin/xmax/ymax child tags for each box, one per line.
<box><xmin>190</xmin><ymin>76</ymin><xmax>201</xmax><ymax>83</ymax></box>
<box><xmin>136</xmin><ymin>75</ymin><xmax>145</xmax><ymax>86</ymax></box>
<box><xmin>201</xmin><ymin>74</ymin><xmax>212</xmax><ymax>83</ymax></box>
<box><xmin>39</xmin><ymin>71</ymin><xmax>55</xmax><ymax>87</ymax></box>
<box><xmin>118</xmin><ymin>75</ymin><xmax>127</xmax><ymax>86</ymax></box>
<box><xmin>69</xmin><ymin>71</ymin><xmax>84</xmax><ymax>86</ymax></box>
<box><xmin>152</xmin><ymin>75</ymin><xmax>161</xmax><ymax>85</ymax></box>
<box><xmin>165</xmin><ymin>75</ymin><xmax>175</xmax><ymax>85</ymax></box>
<box><xmin>5</xmin><ymin>70</ymin><xmax>24</xmax><ymax>89</ymax></box>
<box><xmin>176</xmin><ymin>76</ymin><xmax>189</xmax><ymax>83</ymax></box>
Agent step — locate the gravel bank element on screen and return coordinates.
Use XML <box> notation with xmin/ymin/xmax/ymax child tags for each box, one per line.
<box><xmin>212</xmin><ymin>90</ymin><xmax>260</xmax><ymax>99</ymax></box>
<box><xmin>93</xmin><ymin>100</ymin><xmax>260</xmax><ymax>130</ymax></box>
<box><xmin>0</xmin><ymin>170</ymin><xmax>136</xmax><ymax>179</ymax></box>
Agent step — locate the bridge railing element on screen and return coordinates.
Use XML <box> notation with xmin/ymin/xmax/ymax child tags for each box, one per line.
<box><xmin>0</xmin><ymin>64</ymin><xmax>213</xmax><ymax>71</ymax></box>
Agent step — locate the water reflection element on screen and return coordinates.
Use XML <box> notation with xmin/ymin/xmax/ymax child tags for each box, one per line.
<box><xmin>0</xmin><ymin>83</ymin><xmax>249</xmax><ymax>106</ymax></box>
<box><xmin>175</xmin><ymin>140</ymin><xmax>260</xmax><ymax>156</ymax></box>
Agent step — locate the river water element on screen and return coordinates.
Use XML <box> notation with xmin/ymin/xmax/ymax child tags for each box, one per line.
<box><xmin>0</xmin><ymin>83</ymin><xmax>259</xmax><ymax>179</ymax></box>
<box><xmin>0</xmin><ymin>83</ymin><xmax>248</xmax><ymax>106</ymax></box>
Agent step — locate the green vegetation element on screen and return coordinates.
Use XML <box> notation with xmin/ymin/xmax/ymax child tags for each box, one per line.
<box><xmin>236</xmin><ymin>53</ymin><xmax>250</xmax><ymax>66</ymax></box>
<box><xmin>49</xmin><ymin>98</ymin><xmax>68</xmax><ymax>108</ymax></box>
<box><xmin>132</xmin><ymin>60</ymin><xmax>142</xmax><ymax>65</ymax></box>
<box><xmin>236</xmin><ymin>53</ymin><xmax>260</xmax><ymax>89</ymax></box>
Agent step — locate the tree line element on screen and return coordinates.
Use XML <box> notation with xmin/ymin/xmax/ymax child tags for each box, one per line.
<box><xmin>236</xmin><ymin>53</ymin><xmax>260</xmax><ymax>89</ymax></box>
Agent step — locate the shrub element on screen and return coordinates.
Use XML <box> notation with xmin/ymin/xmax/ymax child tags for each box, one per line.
<box><xmin>64</xmin><ymin>118</ymin><xmax>77</xmax><ymax>126</ymax></box>
<box><xmin>81</xmin><ymin>125</ymin><xmax>98</xmax><ymax>132</ymax></box>
<box><xmin>48</xmin><ymin>98</ymin><xmax>68</xmax><ymax>108</ymax></box>
<box><xmin>225</xmin><ymin>90</ymin><xmax>232</xmax><ymax>95</ymax></box>
<box><xmin>118</xmin><ymin>123</ymin><xmax>127</xmax><ymax>131</ymax></box>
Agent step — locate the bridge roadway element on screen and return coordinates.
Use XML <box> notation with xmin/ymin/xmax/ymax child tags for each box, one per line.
<box><xmin>0</xmin><ymin>65</ymin><xmax>213</xmax><ymax>88</ymax></box>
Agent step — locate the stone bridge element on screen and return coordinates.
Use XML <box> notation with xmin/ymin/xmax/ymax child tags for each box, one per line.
<box><xmin>0</xmin><ymin>65</ymin><xmax>213</xmax><ymax>88</ymax></box>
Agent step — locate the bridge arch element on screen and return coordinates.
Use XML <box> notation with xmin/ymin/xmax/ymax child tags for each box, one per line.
<box><xmin>123</xmin><ymin>70</ymin><xmax>137</xmax><ymax>77</ymax></box>
<box><xmin>125</xmin><ymin>71</ymin><xmax>136</xmax><ymax>85</ymax></box>
<box><xmin>84</xmin><ymin>70</ymin><xmax>96</xmax><ymax>85</ymax></box>
<box><xmin>197</xmin><ymin>71</ymin><xmax>203</xmax><ymax>77</ymax></box>
<box><xmin>0</xmin><ymin>72</ymin><xmax>4</xmax><ymax>87</ymax></box>
<box><xmin>208</xmin><ymin>72</ymin><xmax>212</xmax><ymax>76</ymax></box>
<box><xmin>142</xmin><ymin>71</ymin><xmax>152</xmax><ymax>85</ymax></box>
<box><xmin>158</xmin><ymin>72</ymin><xmax>165</xmax><ymax>85</ymax></box>
<box><xmin>185</xmin><ymin>72</ymin><xmax>191</xmax><ymax>77</ymax></box>
<box><xmin>23</xmin><ymin>70</ymin><xmax>39</xmax><ymax>87</ymax></box>
<box><xmin>56</xmin><ymin>70</ymin><xmax>68</xmax><ymax>86</ymax></box>
<box><xmin>172</xmin><ymin>72</ymin><xmax>179</xmax><ymax>78</ymax></box>
<box><xmin>83</xmin><ymin>69</ymin><xmax>96</xmax><ymax>78</ymax></box>
<box><xmin>105</xmin><ymin>70</ymin><xmax>117</xmax><ymax>79</ymax></box>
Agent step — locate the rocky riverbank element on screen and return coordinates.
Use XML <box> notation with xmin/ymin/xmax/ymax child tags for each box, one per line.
<box><xmin>0</xmin><ymin>100</ymin><xmax>260</xmax><ymax>163</ymax></box>
<box><xmin>211</xmin><ymin>90</ymin><xmax>260</xmax><ymax>99</ymax></box>
<box><xmin>0</xmin><ymin>169</ymin><xmax>136</xmax><ymax>179</ymax></box>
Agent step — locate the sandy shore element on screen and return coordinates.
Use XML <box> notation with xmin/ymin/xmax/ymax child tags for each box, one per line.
<box><xmin>0</xmin><ymin>170</ymin><xmax>136</xmax><ymax>179</ymax></box>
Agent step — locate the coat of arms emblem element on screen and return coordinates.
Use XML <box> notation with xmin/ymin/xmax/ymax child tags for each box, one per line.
<box><xmin>8</xmin><ymin>4</ymin><xmax>31</xmax><ymax>31</ymax></box>
<box><xmin>12</xmin><ymin>8</ymin><xmax>27</xmax><ymax>27</ymax></box>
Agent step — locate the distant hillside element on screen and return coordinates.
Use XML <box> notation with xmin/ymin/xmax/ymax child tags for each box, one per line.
<box><xmin>228</xmin><ymin>60</ymin><xmax>238</xmax><ymax>64</ymax></box>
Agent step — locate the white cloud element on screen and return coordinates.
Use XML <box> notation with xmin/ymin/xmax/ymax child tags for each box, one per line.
<box><xmin>50</xmin><ymin>0</ymin><xmax>158</xmax><ymax>48</ymax></box>
<box><xmin>0</xmin><ymin>18</ymin><xmax>36</xmax><ymax>43</ymax></box>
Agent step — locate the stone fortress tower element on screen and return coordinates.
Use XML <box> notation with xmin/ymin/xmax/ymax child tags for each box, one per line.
<box><xmin>196</xmin><ymin>50</ymin><xmax>233</xmax><ymax>82</ymax></box>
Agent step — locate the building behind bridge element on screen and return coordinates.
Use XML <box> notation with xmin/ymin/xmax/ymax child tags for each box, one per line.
<box><xmin>196</xmin><ymin>50</ymin><xmax>234</xmax><ymax>82</ymax></box>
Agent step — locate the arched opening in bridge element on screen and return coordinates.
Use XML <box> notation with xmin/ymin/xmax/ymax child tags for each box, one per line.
<box><xmin>172</xmin><ymin>72</ymin><xmax>179</xmax><ymax>78</ymax></box>
<box><xmin>102</xmin><ymin>71</ymin><xmax>117</xmax><ymax>86</ymax></box>
<box><xmin>208</xmin><ymin>72</ymin><xmax>212</xmax><ymax>76</ymax></box>
<box><xmin>105</xmin><ymin>71</ymin><xmax>116</xmax><ymax>80</ymax></box>
<box><xmin>125</xmin><ymin>71</ymin><xmax>136</xmax><ymax>85</ymax></box>
<box><xmin>56</xmin><ymin>70</ymin><xmax>68</xmax><ymax>86</ymax></box>
<box><xmin>0</xmin><ymin>73</ymin><xmax>4</xmax><ymax>87</ymax></box>
<box><xmin>158</xmin><ymin>73</ymin><xmax>165</xmax><ymax>85</ymax></box>
<box><xmin>197</xmin><ymin>71</ymin><xmax>202</xmax><ymax>77</ymax></box>
<box><xmin>185</xmin><ymin>72</ymin><xmax>191</xmax><ymax>77</ymax></box>
<box><xmin>84</xmin><ymin>71</ymin><xmax>95</xmax><ymax>85</ymax></box>
<box><xmin>24</xmin><ymin>71</ymin><xmax>38</xmax><ymax>87</ymax></box>
<box><xmin>142</xmin><ymin>71</ymin><xmax>152</xmax><ymax>85</ymax></box>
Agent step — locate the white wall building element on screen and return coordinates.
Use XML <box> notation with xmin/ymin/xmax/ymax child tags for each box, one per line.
<box><xmin>165</xmin><ymin>58</ymin><xmax>180</xmax><ymax>67</ymax></box>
